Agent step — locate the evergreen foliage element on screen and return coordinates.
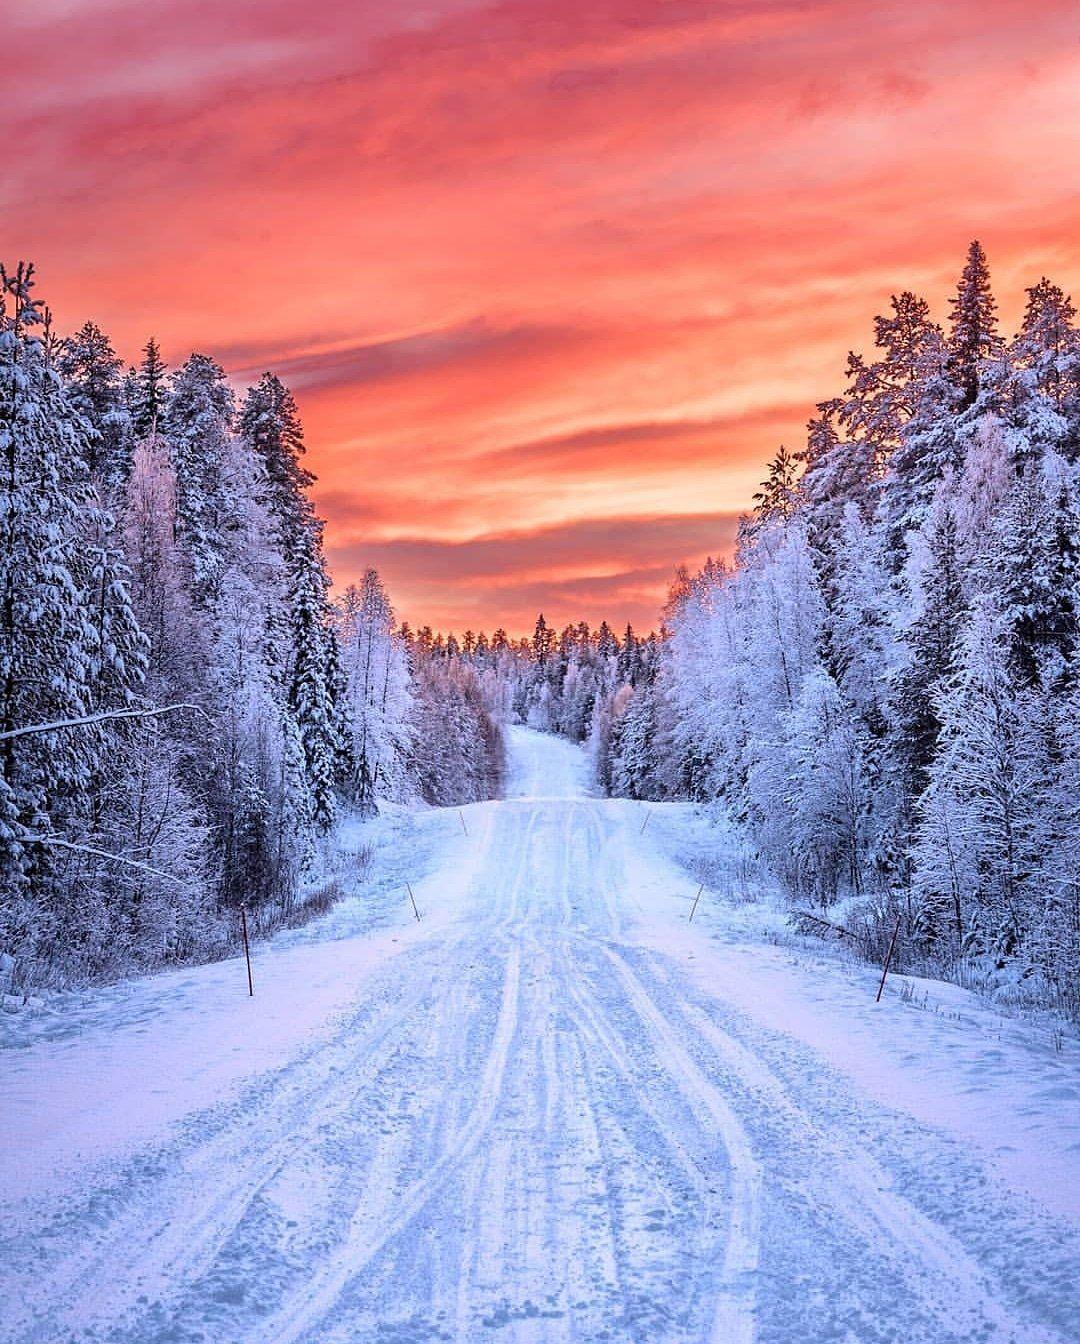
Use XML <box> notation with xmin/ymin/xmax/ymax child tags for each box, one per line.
<box><xmin>0</xmin><ymin>267</ymin><xmax>505</xmax><ymax>991</ymax></box>
<box><xmin>642</xmin><ymin>243</ymin><xmax>1080</xmax><ymax>1015</ymax></box>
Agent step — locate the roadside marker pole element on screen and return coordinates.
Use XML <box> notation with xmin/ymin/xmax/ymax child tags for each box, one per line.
<box><xmin>460</xmin><ymin>811</ymin><xmax>469</xmax><ymax>836</ymax></box>
<box><xmin>406</xmin><ymin>882</ymin><xmax>421</xmax><ymax>922</ymax></box>
<box><xmin>688</xmin><ymin>884</ymin><xmax>704</xmax><ymax>922</ymax></box>
<box><xmin>240</xmin><ymin>906</ymin><xmax>254</xmax><ymax>997</ymax></box>
<box><xmin>876</xmin><ymin>915</ymin><xmax>901</xmax><ymax>1002</ymax></box>
<box><xmin>640</xmin><ymin>809</ymin><xmax>651</xmax><ymax>834</ymax></box>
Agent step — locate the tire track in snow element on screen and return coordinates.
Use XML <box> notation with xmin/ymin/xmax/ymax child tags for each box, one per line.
<box><xmin>263</xmin><ymin>944</ymin><xmax>521</xmax><ymax>1344</ymax></box>
<box><xmin>597</xmin><ymin>945</ymin><xmax>761</xmax><ymax>1344</ymax></box>
<box><xmin>6</xmin><ymin>968</ymin><xmax>444</xmax><ymax>1343</ymax></box>
<box><xmin>627</xmin><ymin>947</ymin><xmax>1076</xmax><ymax>1344</ymax></box>
<box><xmin>251</xmin><ymin>839</ymin><xmax>532</xmax><ymax>1344</ymax></box>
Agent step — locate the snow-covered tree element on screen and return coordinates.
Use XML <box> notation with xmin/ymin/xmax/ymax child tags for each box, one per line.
<box><xmin>130</xmin><ymin>337</ymin><xmax>167</xmax><ymax>440</ymax></box>
<box><xmin>644</xmin><ymin>244</ymin><xmax>1080</xmax><ymax>1013</ymax></box>
<box><xmin>164</xmin><ymin>354</ymin><xmax>236</xmax><ymax>600</ymax></box>
<box><xmin>336</xmin><ymin>569</ymin><xmax>413</xmax><ymax>813</ymax></box>
<box><xmin>57</xmin><ymin>319</ymin><xmax>131</xmax><ymax>491</ymax></box>
<box><xmin>948</xmin><ymin>240</ymin><xmax>1002</xmax><ymax>410</ymax></box>
<box><xmin>913</xmin><ymin>599</ymin><xmax>1050</xmax><ymax>961</ymax></box>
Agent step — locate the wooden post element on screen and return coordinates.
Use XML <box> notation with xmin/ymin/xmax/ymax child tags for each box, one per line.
<box><xmin>406</xmin><ymin>882</ymin><xmax>421</xmax><ymax>922</ymax></box>
<box><xmin>688</xmin><ymin>883</ymin><xmax>704</xmax><ymax>922</ymax></box>
<box><xmin>876</xmin><ymin>915</ymin><xmax>901</xmax><ymax>1002</ymax></box>
<box><xmin>640</xmin><ymin>809</ymin><xmax>651</xmax><ymax>834</ymax></box>
<box><xmin>459</xmin><ymin>811</ymin><xmax>468</xmax><ymax>836</ymax></box>
<box><xmin>240</xmin><ymin>906</ymin><xmax>254</xmax><ymax>997</ymax></box>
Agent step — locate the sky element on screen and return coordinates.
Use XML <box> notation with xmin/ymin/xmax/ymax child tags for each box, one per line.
<box><xmin>6</xmin><ymin>0</ymin><xmax>1079</xmax><ymax>635</ymax></box>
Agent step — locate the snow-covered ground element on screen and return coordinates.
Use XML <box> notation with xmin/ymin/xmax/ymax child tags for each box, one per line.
<box><xmin>2</xmin><ymin>727</ymin><xmax>1077</xmax><ymax>1342</ymax></box>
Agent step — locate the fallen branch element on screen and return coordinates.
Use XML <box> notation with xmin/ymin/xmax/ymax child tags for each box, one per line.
<box><xmin>19</xmin><ymin>834</ymin><xmax>187</xmax><ymax>885</ymax></box>
<box><xmin>0</xmin><ymin>703</ymin><xmax>209</xmax><ymax>743</ymax></box>
<box><xmin>793</xmin><ymin>908</ymin><xmax>857</xmax><ymax>940</ymax></box>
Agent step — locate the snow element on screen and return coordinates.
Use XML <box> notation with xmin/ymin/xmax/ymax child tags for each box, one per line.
<box><xmin>1</xmin><ymin>728</ymin><xmax>1077</xmax><ymax>1342</ymax></box>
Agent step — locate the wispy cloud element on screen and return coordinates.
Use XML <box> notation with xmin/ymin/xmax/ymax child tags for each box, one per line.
<box><xmin>10</xmin><ymin>0</ymin><xmax>1079</xmax><ymax>629</ymax></box>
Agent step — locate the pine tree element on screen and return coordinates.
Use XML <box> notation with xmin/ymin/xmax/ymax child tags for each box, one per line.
<box><xmin>892</xmin><ymin>488</ymin><xmax>966</xmax><ymax>805</ymax></box>
<box><xmin>795</xmin><ymin>401</ymin><xmax>877</xmax><ymax>563</ymax></box>
<box><xmin>878</xmin><ymin>324</ymin><xmax>961</xmax><ymax>555</ymax></box>
<box><xmin>288</xmin><ymin>547</ymin><xmax>339</xmax><ymax>832</ymax></box>
<box><xmin>131</xmin><ymin>338</ymin><xmax>167</xmax><ymax>439</ymax></box>
<box><xmin>994</xmin><ymin>460</ymin><xmax>1079</xmax><ymax>690</ymax></box>
<box><xmin>164</xmin><ymin>354</ymin><xmax>236</xmax><ymax>600</ymax></box>
<box><xmin>617</xmin><ymin>622</ymin><xmax>640</xmax><ymax>684</ymax></box>
<box><xmin>532</xmin><ymin>613</ymin><xmax>555</xmax><ymax>665</ymax></box>
<box><xmin>788</xmin><ymin>666</ymin><xmax>873</xmax><ymax>901</ymax></box>
<box><xmin>834</xmin><ymin>291</ymin><xmax>942</xmax><ymax>473</ymax></box>
<box><xmin>913</xmin><ymin>599</ymin><xmax>1049</xmax><ymax>960</ymax></box>
<box><xmin>948</xmin><ymin>241</ymin><xmax>1002</xmax><ymax>410</ymax></box>
<box><xmin>57</xmin><ymin>320</ymin><xmax>131</xmax><ymax>491</ymax></box>
<box><xmin>0</xmin><ymin>265</ymin><xmax>129</xmax><ymax>962</ymax></box>
<box><xmin>1012</xmin><ymin>279</ymin><xmax>1080</xmax><ymax>460</ymax></box>
<box><xmin>750</xmin><ymin>444</ymin><xmax>799</xmax><ymax>527</ymax></box>
<box><xmin>610</xmin><ymin>683</ymin><xmax>658</xmax><ymax>800</ymax></box>
<box><xmin>595</xmin><ymin>620</ymin><xmax>617</xmax><ymax>659</ymax></box>
<box><xmin>239</xmin><ymin>373</ymin><xmax>313</xmax><ymax>555</ymax></box>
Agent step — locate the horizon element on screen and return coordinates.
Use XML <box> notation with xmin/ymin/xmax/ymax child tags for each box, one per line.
<box><xmin>7</xmin><ymin>0</ymin><xmax>1079</xmax><ymax>632</ymax></box>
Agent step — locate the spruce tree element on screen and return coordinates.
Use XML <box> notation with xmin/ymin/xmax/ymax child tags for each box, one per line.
<box><xmin>0</xmin><ymin>266</ymin><xmax>115</xmax><ymax>950</ymax></box>
<box><xmin>164</xmin><ymin>354</ymin><xmax>235</xmax><ymax>600</ymax></box>
<box><xmin>532</xmin><ymin>613</ymin><xmax>554</xmax><ymax>665</ymax></box>
<box><xmin>948</xmin><ymin>241</ymin><xmax>1002</xmax><ymax>410</ymax></box>
<box><xmin>131</xmin><ymin>338</ymin><xmax>168</xmax><ymax>439</ymax></box>
<box><xmin>57</xmin><ymin>320</ymin><xmax>131</xmax><ymax>490</ymax></box>
<box><xmin>239</xmin><ymin>373</ymin><xmax>313</xmax><ymax>555</ymax></box>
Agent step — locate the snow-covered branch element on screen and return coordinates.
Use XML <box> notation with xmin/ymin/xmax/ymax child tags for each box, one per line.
<box><xmin>0</xmin><ymin>703</ymin><xmax>209</xmax><ymax>743</ymax></box>
<box><xmin>18</xmin><ymin>835</ymin><xmax>189</xmax><ymax>886</ymax></box>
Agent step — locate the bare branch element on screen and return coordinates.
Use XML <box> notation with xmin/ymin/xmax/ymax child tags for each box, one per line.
<box><xmin>19</xmin><ymin>834</ymin><xmax>188</xmax><ymax>886</ymax></box>
<box><xmin>792</xmin><ymin>908</ymin><xmax>857</xmax><ymax>940</ymax></box>
<box><xmin>0</xmin><ymin>703</ymin><xmax>209</xmax><ymax>744</ymax></box>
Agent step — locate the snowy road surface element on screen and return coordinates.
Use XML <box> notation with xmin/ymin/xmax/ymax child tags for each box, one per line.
<box><xmin>2</xmin><ymin>729</ymin><xmax>1079</xmax><ymax>1342</ymax></box>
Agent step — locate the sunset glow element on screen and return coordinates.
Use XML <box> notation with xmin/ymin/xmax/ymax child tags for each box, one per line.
<box><xmin>8</xmin><ymin>0</ymin><xmax>1079</xmax><ymax>631</ymax></box>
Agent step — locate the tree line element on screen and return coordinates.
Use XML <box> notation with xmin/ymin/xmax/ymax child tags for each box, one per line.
<box><xmin>596</xmin><ymin>244</ymin><xmax>1079</xmax><ymax>1015</ymax></box>
<box><xmin>0</xmin><ymin>264</ymin><xmax>503</xmax><ymax>991</ymax></box>
<box><xmin>411</xmin><ymin>614</ymin><xmax>662</xmax><ymax>794</ymax></box>
<box><xmin>426</xmin><ymin>243</ymin><xmax>1080</xmax><ymax>1015</ymax></box>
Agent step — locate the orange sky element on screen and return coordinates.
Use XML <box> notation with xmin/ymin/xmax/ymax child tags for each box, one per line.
<box><xmin>6</xmin><ymin>0</ymin><xmax>1079</xmax><ymax>634</ymax></box>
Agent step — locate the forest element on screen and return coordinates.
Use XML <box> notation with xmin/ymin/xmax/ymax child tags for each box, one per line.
<box><xmin>3</xmin><ymin>243</ymin><xmax>1079</xmax><ymax>1018</ymax></box>
<box><xmin>461</xmin><ymin>243</ymin><xmax>1079</xmax><ymax>1017</ymax></box>
<box><xmin>0</xmin><ymin>263</ymin><xmax>504</xmax><ymax>989</ymax></box>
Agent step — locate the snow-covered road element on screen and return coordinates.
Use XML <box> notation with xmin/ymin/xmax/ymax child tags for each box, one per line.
<box><xmin>2</xmin><ymin>729</ymin><xmax>1078</xmax><ymax>1343</ymax></box>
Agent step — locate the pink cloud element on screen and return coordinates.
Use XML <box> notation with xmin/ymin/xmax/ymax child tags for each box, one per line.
<box><xmin>7</xmin><ymin>0</ymin><xmax>1079</xmax><ymax>629</ymax></box>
